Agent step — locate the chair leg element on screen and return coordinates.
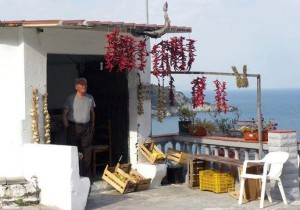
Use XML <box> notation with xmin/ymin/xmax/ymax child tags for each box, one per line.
<box><xmin>238</xmin><ymin>178</ymin><xmax>245</xmax><ymax>205</ymax></box>
<box><xmin>277</xmin><ymin>179</ymin><xmax>288</xmax><ymax>205</ymax></box>
<box><xmin>265</xmin><ymin>181</ymin><xmax>272</xmax><ymax>203</ymax></box>
<box><xmin>260</xmin><ymin>178</ymin><xmax>267</xmax><ymax>208</ymax></box>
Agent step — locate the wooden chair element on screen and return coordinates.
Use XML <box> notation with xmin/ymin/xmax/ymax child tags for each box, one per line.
<box><xmin>92</xmin><ymin>120</ymin><xmax>112</xmax><ymax>177</ymax></box>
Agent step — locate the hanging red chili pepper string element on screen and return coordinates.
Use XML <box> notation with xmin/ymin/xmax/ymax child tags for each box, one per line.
<box><xmin>221</xmin><ymin>81</ymin><xmax>228</xmax><ymax>114</ymax></box>
<box><xmin>169</xmin><ymin>36</ymin><xmax>186</xmax><ymax>72</ymax></box>
<box><xmin>150</xmin><ymin>41</ymin><xmax>171</xmax><ymax>78</ymax></box>
<box><xmin>118</xmin><ymin>34</ymin><xmax>136</xmax><ymax>72</ymax></box>
<box><xmin>136</xmin><ymin>40</ymin><xmax>148</xmax><ymax>72</ymax></box>
<box><xmin>214</xmin><ymin>79</ymin><xmax>228</xmax><ymax>113</ymax></box>
<box><xmin>161</xmin><ymin>40</ymin><xmax>171</xmax><ymax>76</ymax></box>
<box><xmin>105</xmin><ymin>30</ymin><xmax>119</xmax><ymax>71</ymax></box>
<box><xmin>105</xmin><ymin>29</ymin><xmax>147</xmax><ymax>73</ymax></box>
<box><xmin>151</xmin><ymin>44</ymin><xmax>161</xmax><ymax>77</ymax></box>
<box><xmin>214</xmin><ymin>80</ymin><xmax>222</xmax><ymax>113</ymax></box>
<box><xmin>191</xmin><ymin>76</ymin><xmax>206</xmax><ymax>108</ymax></box>
<box><xmin>151</xmin><ymin>36</ymin><xmax>196</xmax><ymax>78</ymax></box>
<box><xmin>186</xmin><ymin>39</ymin><xmax>196</xmax><ymax>71</ymax></box>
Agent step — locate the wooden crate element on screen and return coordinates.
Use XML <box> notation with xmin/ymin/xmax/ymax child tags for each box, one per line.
<box><xmin>129</xmin><ymin>169</ymin><xmax>151</xmax><ymax>191</ymax></box>
<box><xmin>102</xmin><ymin>164</ymin><xmax>137</xmax><ymax>194</ymax></box>
<box><xmin>120</xmin><ymin>163</ymin><xmax>152</xmax><ymax>191</ymax></box>
<box><xmin>237</xmin><ymin>166</ymin><xmax>262</xmax><ymax>201</ymax></box>
<box><xmin>167</xmin><ymin>148</ymin><xmax>189</xmax><ymax>164</ymax></box>
<box><xmin>103</xmin><ymin>163</ymin><xmax>151</xmax><ymax>192</ymax></box>
<box><xmin>187</xmin><ymin>156</ymin><xmax>205</xmax><ymax>189</ymax></box>
<box><xmin>139</xmin><ymin>142</ymin><xmax>166</xmax><ymax>164</ymax></box>
<box><xmin>228</xmin><ymin>166</ymin><xmax>262</xmax><ymax>201</ymax></box>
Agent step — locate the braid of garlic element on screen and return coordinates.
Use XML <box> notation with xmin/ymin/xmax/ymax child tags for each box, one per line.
<box><xmin>137</xmin><ymin>83</ymin><xmax>145</xmax><ymax>115</ymax></box>
<box><xmin>43</xmin><ymin>92</ymin><xmax>51</xmax><ymax>144</ymax></box>
<box><xmin>31</xmin><ymin>88</ymin><xmax>40</xmax><ymax>143</ymax></box>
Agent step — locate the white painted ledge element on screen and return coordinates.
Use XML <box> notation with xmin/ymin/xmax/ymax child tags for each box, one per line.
<box><xmin>23</xmin><ymin>144</ymin><xmax>90</xmax><ymax>210</ymax></box>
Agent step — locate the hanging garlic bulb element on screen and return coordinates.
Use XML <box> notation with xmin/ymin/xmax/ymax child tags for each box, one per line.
<box><xmin>137</xmin><ymin>83</ymin><xmax>145</xmax><ymax>115</ymax></box>
<box><xmin>31</xmin><ymin>88</ymin><xmax>40</xmax><ymax>143</ymax></box>
<box><xmin>43</xmin><ymin>92</ymin><xmax>51</xmax><ymax>144</ymax></box>
<box><xmin>156</xmin><ymin>83</ymin><xmax>167</xmax><ymax>122</ymax></box>
<box><xmin>241</xmin><ymin>65</ymin><xmax>249</xmax><ymax>88</ymax></box>
<box><xmin>232</xmin><ymin>65</ymin><xmax>249</xmax><ymax>88</ymax></box>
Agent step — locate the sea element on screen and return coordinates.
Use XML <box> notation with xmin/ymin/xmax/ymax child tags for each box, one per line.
<box><xmin>152</xmin><ymin>88</ymin><xmax>300</xmax><ymax>140</ymax></box>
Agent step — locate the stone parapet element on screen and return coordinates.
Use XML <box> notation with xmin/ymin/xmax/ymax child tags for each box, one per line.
<box><xmin>268</xmin><ymin>130</ymin><xmax>299</xmax><ymax>201</ymax></box>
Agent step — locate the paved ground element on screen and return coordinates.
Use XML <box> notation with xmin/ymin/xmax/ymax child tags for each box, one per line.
<box><xmin>2</xmin><ymin>181</ymin><xmax>300</xmax><ymax>210</ymax></box>
<box><xmin>85</xmin><ymin>181</ymin><xmax>300</xmax><ymax>210</ymax></box>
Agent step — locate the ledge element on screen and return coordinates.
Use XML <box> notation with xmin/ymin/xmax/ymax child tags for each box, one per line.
<box><xmin>153</xmin><ymin>133</ymin><xmax>268</xmax><ymax>144</ymax></box>
<box><xmin>268</xmin><ymin>130</ymin><xmax>296</xmax><ymax>133</ymax></box>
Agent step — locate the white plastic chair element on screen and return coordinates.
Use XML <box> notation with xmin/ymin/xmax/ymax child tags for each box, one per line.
<box><xmin>238</xmin><ymin>151</ymin><xmax>289</xmax><ymax>208</ymax></box>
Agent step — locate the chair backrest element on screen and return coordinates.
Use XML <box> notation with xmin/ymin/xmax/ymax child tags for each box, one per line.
<box><xmin>262</xmin><ymin>152</ymin><xmax>289</xmax><ymax>178</ymax></box>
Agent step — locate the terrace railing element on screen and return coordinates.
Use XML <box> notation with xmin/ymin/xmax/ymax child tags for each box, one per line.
<box><xmin>152</xmin><ymin>134</ymin><xmax>270</xmax><ymax>160</ymax></box>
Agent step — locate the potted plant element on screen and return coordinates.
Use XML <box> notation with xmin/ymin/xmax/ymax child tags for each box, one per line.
<box><xmin>178</xmin><ymin>105</ymin><xmax>196</xmax><ymax>135</ymax></box>
<box><xmin>189</xmin><ymin>118</ymin><xmax>217</xmax><ymax>136</ymax></box>
<box><xmin>209</xmin><ymin>110</ymin><xmax>242</xmax><ymax>137</ymax></box>
<box><xmin>238</xmin><ymin>115</ymin><xmax>278</xmax><ymax>141</ymax></box>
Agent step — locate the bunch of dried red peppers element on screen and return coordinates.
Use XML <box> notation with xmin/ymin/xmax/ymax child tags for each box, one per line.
<box><xmin>191</xmin><ymin>76</ymin><xmax>206</xmax><ymax>108</ymax></box>
<box><xmin>151</xmin><ymin>37</ymin><xmax>196</xmax><ymax>78</ymax></box>
<box><xmin>214</xmin><ymin>80</ymin><xmax>228</xmax><ymax>113</ymax></box>
<box><xmin>105</xmin><ymin>30</ymin><xmax>147</xmax><ymax>72</ymax></box>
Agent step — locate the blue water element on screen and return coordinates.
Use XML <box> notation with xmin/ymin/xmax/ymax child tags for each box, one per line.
<box><xmin>152</xmin><ymin>88</ymin><xmax>300</xmax><ymax>139</ymax></box>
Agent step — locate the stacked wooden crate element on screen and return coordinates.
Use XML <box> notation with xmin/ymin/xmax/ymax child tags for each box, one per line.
<box><xmin>187</xmin><ymin>156</ymin><xmax>205</xmax><ymax>189</ymax></box>
<box><xmin>139</xmin><ymin>142</ymin><xmax>166</xmax><ymax>164</ymax></box>
<box><xmin>166</xmin><ymin>148</ymin><xmax>189</xmax><ymax>164</ymax></box>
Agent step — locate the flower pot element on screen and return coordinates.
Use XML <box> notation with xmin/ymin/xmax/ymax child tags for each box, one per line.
<box><xmin>178</xmin><ymin>121</ymin><xmax>192</xmax><ymax>135</ymax></box>
<box><xmin>243</xmin><ymin>131</ymin><xmax>268</xmax><ymax>141</ymax></box>
<box><xmin>189</xmin><ymin>126</ymin><xmax>207</xmax><ymax>136</ymax></box>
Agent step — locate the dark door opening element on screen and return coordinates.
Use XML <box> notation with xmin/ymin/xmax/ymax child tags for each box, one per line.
<box><xmin>47</xmin><ymin>54</ymin><xmax>129</xmax><ymax>169</ymax></box>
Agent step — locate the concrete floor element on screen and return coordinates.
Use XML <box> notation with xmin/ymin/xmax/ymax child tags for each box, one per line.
<box><xmin>85</xmin><ymin>181</ymin><xmax>300</xmax><ymax>210</ymax></box>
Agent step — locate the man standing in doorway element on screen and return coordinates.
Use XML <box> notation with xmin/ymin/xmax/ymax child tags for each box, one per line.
<box><xmin>62</xmin><ymin>78</ymin><xmax>96</xmax><ymax>178</ymax></box>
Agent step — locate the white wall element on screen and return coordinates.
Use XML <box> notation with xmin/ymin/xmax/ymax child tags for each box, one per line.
<box><xmin>0</xmin><ymin>28</ymin><xmax>25</xmax><ymax>176</ymax></box>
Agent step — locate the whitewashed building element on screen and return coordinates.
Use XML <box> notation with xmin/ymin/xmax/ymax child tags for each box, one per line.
<box><xmin>0</xmin><ymin>20</ymin><xmax>191</xmax><ymax>209</ymax></box>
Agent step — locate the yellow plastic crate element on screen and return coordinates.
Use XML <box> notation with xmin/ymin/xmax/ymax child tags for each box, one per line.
<box><xmin>199</xmin><ymin>170</ymin><xmax>234</xmax><ymax>193</ymax></box>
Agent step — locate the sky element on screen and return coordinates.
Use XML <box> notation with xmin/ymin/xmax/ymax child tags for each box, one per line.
<box><xmin>1</xmin><ymin>0</ymin><xmax>300</xmax><ymax>91</ymax></box>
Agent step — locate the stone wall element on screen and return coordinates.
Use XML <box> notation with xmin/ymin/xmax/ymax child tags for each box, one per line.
<box><xmin>0</xmin><ymin>176</ymin><xmax>40</xmax><ymax>207</ymax></box>
<box><xmin>268</xmin><ymin>130</ymin><xmax>300</xmax><ymax>201</ymax></box>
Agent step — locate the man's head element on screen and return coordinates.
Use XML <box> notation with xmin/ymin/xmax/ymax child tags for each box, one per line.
<box><xmin>75</xmin><ymin>78</ymin><xmax>87</xmax><ymax>85</ymax></box>
<box><xmin>75</xmin><ymin>78</ymin><xmax>87</xmax><ymax>94</ymax></box>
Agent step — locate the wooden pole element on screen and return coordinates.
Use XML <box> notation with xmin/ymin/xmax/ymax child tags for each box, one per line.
<box><xmin>146</xmin><ymin>0</ymin><xmax>149</xmax><ymax>24</ymax></box>
<box><xmin>257</xmin><ymin>75</ymin><xmax>263</xmax><ymax>159</ymax></box>
<box><xmin>166</xmin><ymin>71</ymin><xmax>259</xmax><ymax>78</ymax></box>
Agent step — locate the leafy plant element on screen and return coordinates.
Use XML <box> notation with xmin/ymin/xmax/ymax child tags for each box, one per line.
<box><xmin>15</xmin><ymin>199</ymin><xmax>27</xmax><ymax>206</ymax></box>
<box><xmin>190</xmin><ymin>118</ymin><xmax>217</xmax><ymax>135</ymax></box>
<box><xmin>209</xmin><ymin>110</ymin><xmax>241</xmax><ymax>137</ymax></box>
<box><xmin>177</xmin><ymin>104</ymin><xmax>196</xmax><ymax>122</ymax></box>
<box><xmin>238</xmin><ymin>115</ymin><xmax>278</xmax><ymax>133</ymax></box>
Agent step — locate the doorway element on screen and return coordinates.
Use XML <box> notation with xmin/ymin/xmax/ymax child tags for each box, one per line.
<box><xmin>47</xmin><ymin>54</ymin><xmax>129</xmax><ymax>166</ymax></box>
